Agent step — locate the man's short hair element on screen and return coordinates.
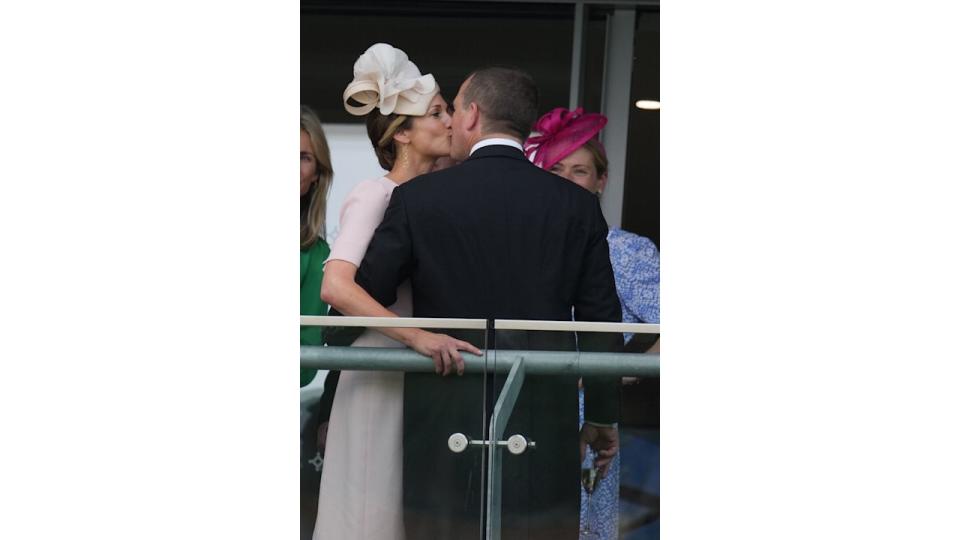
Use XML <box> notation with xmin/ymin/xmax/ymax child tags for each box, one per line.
<box><xmin>462</xmin><ymin>67</ymin><xmax>539</xmax><ymax>140</ymax></box>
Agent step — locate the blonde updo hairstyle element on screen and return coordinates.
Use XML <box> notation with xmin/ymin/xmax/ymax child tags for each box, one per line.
<box><xmin>365</xmin><ymin>112</ymin><xmax>414</xmax><ymax>170</ymax></box>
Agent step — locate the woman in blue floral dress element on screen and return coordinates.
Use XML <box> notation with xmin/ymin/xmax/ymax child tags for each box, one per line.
<box><xmin>525</xmin><ymin>107</ymin><xmax>660</xmax><ymax>539</ymax></box>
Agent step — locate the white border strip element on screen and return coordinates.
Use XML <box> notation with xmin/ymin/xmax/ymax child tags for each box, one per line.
<box><xmin>494</xmin><ymin>319</ymin><xmax>659</xmax><ymax>334</ymax></box>
<box><xmin>300</xmin><ymin>316</ymin><xmax>659</xmax><ymax>334</ymax></box>
<box><xmin>299</xmin><ymin>316</ymin><xmax>486</xmax><ymax>330</ymax></box>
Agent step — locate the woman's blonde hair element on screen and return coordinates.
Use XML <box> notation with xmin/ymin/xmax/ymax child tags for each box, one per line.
<box><xmin>301</xmin><ymin>105</ymin><xmax>333</xmax><ymax>251</ymax></box>
<box><xmin>582</xmin><ymin>138</ymin><xmax>608</xmax><ymax>178</ymax></box>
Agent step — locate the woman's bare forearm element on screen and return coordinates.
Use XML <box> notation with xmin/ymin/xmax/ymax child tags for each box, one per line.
<box><xmin>320</xmin><ymin>262</ymin><xmax>423</xmax><ymax>346</ymax></box>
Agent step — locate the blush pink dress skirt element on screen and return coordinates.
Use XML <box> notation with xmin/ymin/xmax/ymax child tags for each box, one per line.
<box><xmin>314</xmin><ymin>177</ymin><xmax>410</xmax><ymax>540</ymax></box>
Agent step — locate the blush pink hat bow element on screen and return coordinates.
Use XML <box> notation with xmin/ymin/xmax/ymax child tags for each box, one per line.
<box><xmin>524</xmin><ymin>107</ymin><xmax>608</xmax><ymax>170</ymax></box>
<box><xmin>343</xmin><ymin>43</ymin><xmax>439</xmax><ymax>117</ymax></box>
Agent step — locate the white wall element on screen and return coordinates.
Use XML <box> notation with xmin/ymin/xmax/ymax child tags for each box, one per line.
<box><xmin>323</xmin><ymin>123</ymin><xmax>388</xmax><ymax>245</ymax></box>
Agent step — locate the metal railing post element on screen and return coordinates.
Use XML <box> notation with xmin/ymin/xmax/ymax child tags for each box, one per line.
<box><xmin>485</xmin><ymin>357</ymin><xmax>526</xmax><ymax>540</ymax></box>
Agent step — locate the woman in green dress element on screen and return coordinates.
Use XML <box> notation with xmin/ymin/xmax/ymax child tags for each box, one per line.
<box><xmin>300</xmin><ymin>105</ymin><xmax>333</xmax><ymax>540</ymax></box>
<box><xmin>300</xmin><ymin>105</ymin><xmax>333</xmax><ymax>385</ymax></box>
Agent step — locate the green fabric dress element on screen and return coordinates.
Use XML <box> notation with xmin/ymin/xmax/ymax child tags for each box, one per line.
<box><xmin>300</xmin><ymin>238</ymin><xmax>330</xmax><ymax>387</ymax></box>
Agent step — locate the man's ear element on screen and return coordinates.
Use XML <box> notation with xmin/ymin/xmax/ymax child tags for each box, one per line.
<box><xmin>465</xmin><ymin>102</ymin><xmax>480</xmax><ymax>132</ymax></box>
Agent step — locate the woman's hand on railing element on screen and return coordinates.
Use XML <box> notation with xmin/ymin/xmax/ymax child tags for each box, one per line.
<box><xmin>408</xmin><ymin>329</ymin><xmax>483</xmax><ymax>376</ymax></box>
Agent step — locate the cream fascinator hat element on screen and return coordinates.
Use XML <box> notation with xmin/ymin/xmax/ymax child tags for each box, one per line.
<box><xmin>343</xmin><ymin>43</ymin><xmax>439</xmax><ymax>117</ymax></box>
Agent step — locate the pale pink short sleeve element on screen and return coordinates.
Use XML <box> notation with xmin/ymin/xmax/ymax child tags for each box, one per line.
<box><xmin>327</xmin><ymin>178</ymin><xmax>395</xmax><ymax>267</ymax></box>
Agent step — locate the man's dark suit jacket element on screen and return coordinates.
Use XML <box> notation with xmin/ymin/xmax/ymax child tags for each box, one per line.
<box><xmin>356</xmin><ymin>144</ymin><xmax>623</xmax><ymax>540</ymax></box>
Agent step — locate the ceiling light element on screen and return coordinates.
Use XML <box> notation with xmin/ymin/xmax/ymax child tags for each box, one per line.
<box><xmin>635</xmin><ymin>100</ymin><xmax>661</xmax><ymax>110</ymax></box>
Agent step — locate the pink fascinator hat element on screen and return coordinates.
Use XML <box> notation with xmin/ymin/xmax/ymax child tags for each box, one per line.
<box><xmin>343</xmin><ymin>43</ymin><xmax>439</xmax><ymax>117</ymax></box>
<box><xmin>524</xmin><ymin>107</ymin><xmax>608</xmax><ymax>170</ymax></box>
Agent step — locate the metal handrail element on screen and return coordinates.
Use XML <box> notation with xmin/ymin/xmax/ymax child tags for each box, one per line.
<box><xmin>300</xmin><ymin>315</ymin><xmax>660</xmax><ymax>334</ymax></box>
<box><xmin>300</xmin><ymin>346</ymin><xmax>659</xmax><ymax>376</ymax></box>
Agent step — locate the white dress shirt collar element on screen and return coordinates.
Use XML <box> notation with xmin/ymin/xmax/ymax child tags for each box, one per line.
<box><xmin>469</xmin><ymin>137</ymin><xmax>524</xmax><ymax>156</ymax></box>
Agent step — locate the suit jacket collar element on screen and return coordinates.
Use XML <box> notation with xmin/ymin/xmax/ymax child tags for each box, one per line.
<box><xmin>466</xmin><ymin>144</ymin><xmax>528</xmax><ymax>162</ymax></box>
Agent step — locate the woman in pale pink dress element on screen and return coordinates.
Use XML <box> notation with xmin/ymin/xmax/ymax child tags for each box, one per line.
<box><xmin>313</xmin><ymin>43</ymin><xmax>480</xmax><ymax>540</ymax></box>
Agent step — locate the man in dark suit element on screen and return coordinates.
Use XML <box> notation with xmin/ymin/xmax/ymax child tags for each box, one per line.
<box><xmin>355</xmin><ymin>67</ymin><xmax>623</xmax><ymax>540</ymax></box>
